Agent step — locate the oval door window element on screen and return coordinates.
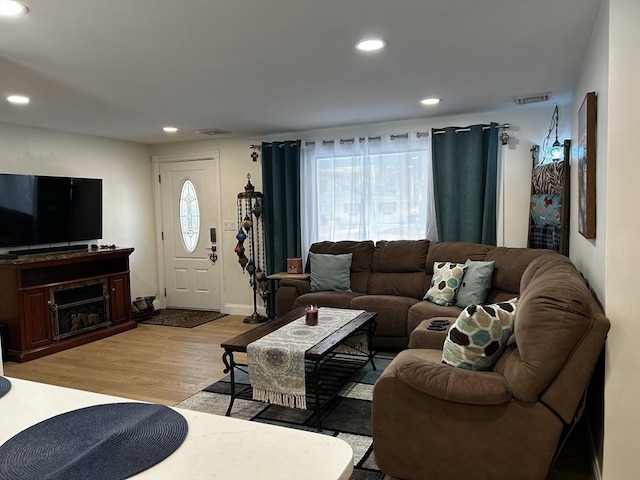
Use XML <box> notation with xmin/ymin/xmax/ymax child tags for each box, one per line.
<box><xmin>179</xmin><ymin>179</ymin><xmax>200</xmax><ymax>253</ymax></box>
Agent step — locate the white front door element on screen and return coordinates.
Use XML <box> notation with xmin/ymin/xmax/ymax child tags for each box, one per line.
<box><xmin>159</xmin><ymin>159</ymin><xmax>220</xmax><ymax>310</ymax></box>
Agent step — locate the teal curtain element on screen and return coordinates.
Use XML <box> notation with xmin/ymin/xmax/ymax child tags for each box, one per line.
<box><xmin>431</xmin><ymin>123</ymin><xmax>499</xmax><ymax>245</ymax></box>
<box><xmin>261</xmin><ymin>140</ymin><xmax>302</xmax><ymax>314</ymax></box>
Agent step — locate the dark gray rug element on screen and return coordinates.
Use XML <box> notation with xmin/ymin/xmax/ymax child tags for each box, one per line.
<box><xmin>175</xmin><ymin>353</ymin><xmax>395</xmax><ymax>480</ymax></box>
<box><xmin>140</xmin><ymin>309</ymin><xmax>227</xmax><ymax>328</ymax></box>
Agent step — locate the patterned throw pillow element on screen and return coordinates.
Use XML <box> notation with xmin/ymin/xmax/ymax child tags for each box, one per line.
<box><xmin>530</xmin><ymin>193</ymin><xmax>562</xmax><ymax>226</ymax></box>
<box><xmin>442</xmin><ymin>298</ymin><xmax>518</xmax><ymax>371</ymax></box>
<box><xmin>423</xmin><ymin>262</ymin><xmax>467</xmax><ymax>306</ymax></box>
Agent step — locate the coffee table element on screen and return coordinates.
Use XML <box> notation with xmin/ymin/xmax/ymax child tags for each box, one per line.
<box><xmin>221</xmin><ymin>306</ymin><xmax>377</xmax><ymax>431</ymax></box>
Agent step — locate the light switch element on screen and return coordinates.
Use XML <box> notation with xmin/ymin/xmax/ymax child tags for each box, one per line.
<box><xmin>223</xmin><ymin>221</ymin><xmax>236</xmax><ymax>231</ymax></box>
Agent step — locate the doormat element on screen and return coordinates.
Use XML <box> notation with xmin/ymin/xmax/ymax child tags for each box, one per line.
<box><xmin>140</xmin><ymin>309</ymin><xmax>227</xmax><ymax>328</ymax></box>
<box><xmin>175</xmin><ymin>353</ymin><xmax>396</xmax><ymax>480</ymax></box>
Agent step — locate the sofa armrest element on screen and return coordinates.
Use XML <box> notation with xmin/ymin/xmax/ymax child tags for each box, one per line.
<box><xmin>276</xmin><ymin>278</ymin><xmax>311</xmax><ymax>314</ymax></box>
<box><xmin>408</xmin><ymin>318</ymin><xmax>454</xmax><ymax>350</ymax></box>
<box><xmin>395</xmin><ymin>355</ymin><xmax>512</xmax><ymax>406</ymax></box>
<box><xmin>279</xmin><ymin>277</ymin><xmax>311</xmax><ymax>293</ymax></box>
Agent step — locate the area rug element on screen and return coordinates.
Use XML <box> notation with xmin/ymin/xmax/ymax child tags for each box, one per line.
<box><xmin>175</xmin><ymin>353</ymin><xmax>394</xmax><ymax>480</ymax></box>
<box><xmin>140</xmin><ymin>309</ymin><xmax>227</xmax><ymax>328</ymax></box>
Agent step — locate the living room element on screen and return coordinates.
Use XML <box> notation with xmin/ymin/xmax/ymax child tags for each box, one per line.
<box><xmin>0</xmin><ymin>1</ymin><xmax>638</xmax><ymax>479</ymax></box>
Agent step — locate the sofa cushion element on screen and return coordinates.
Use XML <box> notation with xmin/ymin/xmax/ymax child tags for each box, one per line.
<box><xmin>308</xmin><ymin>240</ymin><xmax>374</xmax><ymax>293</ymax></box>
<box><xmin>455</xmin><ymin>260</ymin><xmax>495</xmax><ymax>308</ymax></box>
<box><xmin>484</xmin><ymin>247</ymin><xmax>551</xmax><ymax>294</ymax></box>
<box><xmin>309</xmin><ymin>252</ymin><xmax>352</xmax><ymax>292</ymax></box>
<box><xmin>423</xmin><ymin>262</ymin><xmax>467</xmax><ymax>306</ymax></box>
<box><xmin>350</xmin><ymin>295</ymin><xmax>419</xmax><ymax>337</ymax></box>
<box><xmin>369</xmin><ymin>240</ymin><xmax>429</xmax><ymax>299</ymax></box>
<box><xmin>442</xmin><ymin>298</ymin><xmax>517</xmax><ymax>371</ymax></box>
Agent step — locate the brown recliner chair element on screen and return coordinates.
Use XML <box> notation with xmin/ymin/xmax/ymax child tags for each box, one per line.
<box><xmin>372</xmin><ymin>254</ymin><xmax>609</xmax><ymax>480</ymax></box>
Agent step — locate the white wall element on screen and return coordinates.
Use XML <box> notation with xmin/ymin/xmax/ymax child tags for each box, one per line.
<box><xmin>570</xmin><ymin>1</ymin><xmax>609</xmax><ymax>298</ymax></box>
<box><xmin>150</xmin><ymin>106</ymin><xmax>563</xmax><ymax>313</ymax></box>
<box><xmin>0</xmin><ymin>123</ymin><xmax>158</xmax><ymax>299</ymax></box>
<box><xmin>571</xmin><ymin>0</ymin><xmax>640</xmax><ymax>478</ymax></box>
<box><xmin>0</xmin><ymin>99</ymin><xmax>568</xmax><ymax>317</ymax></box>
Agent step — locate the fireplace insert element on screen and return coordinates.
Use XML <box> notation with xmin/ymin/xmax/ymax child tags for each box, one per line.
<box><xmin>49</xmin><ymin>279</ymin><xmax>111</xmax><ymax>341</ymax></box>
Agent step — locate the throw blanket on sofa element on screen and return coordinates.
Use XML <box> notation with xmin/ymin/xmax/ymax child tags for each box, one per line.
<box><xmin>247</xmin><ymin>308</ymin><xmax>365</xmax><ymax>409</ymax></box>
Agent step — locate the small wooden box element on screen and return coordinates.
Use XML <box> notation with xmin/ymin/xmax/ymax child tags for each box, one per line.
<box><xmin>287</xmin><ymin>258</ymin><xmax>303</xmax><ymax>274</ymax></box>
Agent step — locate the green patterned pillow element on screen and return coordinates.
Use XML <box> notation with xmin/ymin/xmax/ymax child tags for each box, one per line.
<box><xmin>442</xmin><ymin>298</ymin><xmax>518</xmax><ymax>371</ymax></box>
<box><xmin>423</xmin><ymin>262</ymin><xmax>467</xmax><ymax>306</ymax></box>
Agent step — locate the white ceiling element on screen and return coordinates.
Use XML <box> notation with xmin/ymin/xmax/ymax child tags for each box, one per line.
<box><xmin>0</xmin><ymin>0</ymin><xmax>602</xmax><ymax>145</ymax></box>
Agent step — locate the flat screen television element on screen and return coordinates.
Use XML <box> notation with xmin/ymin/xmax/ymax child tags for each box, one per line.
<box><xmin>0</xmin><ymin>173</ymin><xmax>103</xmax><ymax>250</ymax></box>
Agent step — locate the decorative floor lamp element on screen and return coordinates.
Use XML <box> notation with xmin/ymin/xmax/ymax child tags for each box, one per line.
<box><xmin>235</xmin><ymin>174</ymin><xmax>269</xmax><ymax>324</ymax></box>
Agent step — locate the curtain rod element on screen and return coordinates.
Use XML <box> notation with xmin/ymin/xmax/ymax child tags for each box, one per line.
<box><xmin>303</xmin><ymin>132</ymin><xmax>429</xmax><ymax>147</ymax></box>
<box><xmin>432</xmin><ymin>123</ymin><xmax>510</xmax><ymax>135</ymax></box>
<box><xmin>249</xmin><ymin>140</ymin><xmax>301</xmax><ymax>149</ymax></box>
<box><xmin>250</xmin><ymin>124</ymin><xmax>510</xmax><ymax>149</ymax></box>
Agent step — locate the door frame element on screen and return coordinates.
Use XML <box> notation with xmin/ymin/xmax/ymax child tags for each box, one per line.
<box><xmin>152</xmin><ymin>151</ymin><xmax>224</xmax><ymax>311</ymax></box>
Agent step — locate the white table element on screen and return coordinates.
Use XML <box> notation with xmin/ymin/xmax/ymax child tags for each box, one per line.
<box><xmin>0</xmin><ymin>377</ymin><xmax>353</xmax><ymax>480</ymax></box>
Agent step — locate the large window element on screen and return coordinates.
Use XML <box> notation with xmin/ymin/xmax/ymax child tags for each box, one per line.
<box><xmin>301</xmin><ymin>133</ymin><xmax>437</xmax><ymax>253</ymax></box>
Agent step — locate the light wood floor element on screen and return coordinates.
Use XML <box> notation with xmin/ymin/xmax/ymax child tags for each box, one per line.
<box><xmin>3</xmin><ymin>315</ymin><xmax>592</xmax><ymax>479</ymax></box>
<box><xmin>3</xmin><ymin>315</ymin><xmax>254</xmax><ymax>406</ymax></box>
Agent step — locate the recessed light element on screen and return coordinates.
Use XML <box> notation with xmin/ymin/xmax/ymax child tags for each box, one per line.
<box><xmin>355</xmin><ymin>38</ymin><xmax>386</xmax><ymax>52</ymax></box>
<box><xmin>6</xmin><ymin>95</ymin><xmax>30</xmax><ymax>105</ymax></box>
<box><xmin>420</xmin><ymin>98</ymin><xmax>441</xmax><ymax>106</ymax></box>
<box><xmin>162</xmin><ymin>127</ymin><xmax>178</xmax><ymax>133</ymax></box>
<box><xmin>0</xmin><ymin>0</ymin><xmax>29</xmax><ymax>17</ymax></box>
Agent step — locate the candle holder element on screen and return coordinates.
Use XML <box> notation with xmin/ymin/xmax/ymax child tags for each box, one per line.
<box><xmin>305</xmin><ymin>305</ymin><xmax>318</xmax><ymax>326</ymax></box>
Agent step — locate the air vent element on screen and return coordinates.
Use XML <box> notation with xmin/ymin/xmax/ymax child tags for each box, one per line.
<box><xmin>513</xmin><ymin>91</ymin><xmax>551</xmax><ymax>105</ymax></box>
<box><xmin>195</xmin><ymin>128</ymin><xmax>231</xmax><ymax>136</ymax></box>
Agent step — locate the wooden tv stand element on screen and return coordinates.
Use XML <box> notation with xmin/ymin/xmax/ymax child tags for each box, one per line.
<box><xmin>0</xmin><ymin>248</ymin><xmax>136</xmax><ymax>362</ymax></box>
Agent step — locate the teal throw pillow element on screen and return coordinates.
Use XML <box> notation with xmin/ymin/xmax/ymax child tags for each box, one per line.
<box><xmin>423</xmin><ymin>262</ymin><xmax>467</xmax><ymax>306</ymax></box>
<box><xmin>442</xmin><ymin>298</ymin><xmax>518</xmax><ymax>371</ymax></box>
<box><xmin>455</xmin><ymin>260</ymin><xmax>495</xmax><ymax>308</ymax></box>
<box><xmin>309</xmin><ymin>252</ymin><xmax>353</xmax><ymax>292</ymax></box>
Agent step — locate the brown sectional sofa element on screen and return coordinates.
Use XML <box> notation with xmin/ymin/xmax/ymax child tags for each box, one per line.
<box><xmin>278</xmin><ymin>239</ymin><xmax>610</xmax><ymax>478</ymax></box>
<box><xmin>276</xmin><ymin>239</ymin><xmax>554</xmax><ymax>350</ymax></box>
<box><xmin>372</xmin><ymin>252</ymin><xmax>610</xmax><ymax>480</ymax></box>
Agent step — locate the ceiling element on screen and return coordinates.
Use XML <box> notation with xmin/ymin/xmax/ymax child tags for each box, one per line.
<box><xmin>0</xmin><ymin>0</ymin><xmax>602</xmax><ymax>145</ymax></box>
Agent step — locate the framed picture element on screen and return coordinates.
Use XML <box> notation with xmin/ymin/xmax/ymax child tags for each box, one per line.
<box><xmin>578</xmin><ymin>92</ymin><xmax>597</xmax><ymax>239</ymax></box>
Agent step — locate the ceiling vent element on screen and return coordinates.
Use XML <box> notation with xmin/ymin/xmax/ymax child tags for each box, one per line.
<box><xmin>513</xmin><ymin>91</ymin><xmax>551</xmax><ymax>105</ymax></box>
<box><xmin>195</xmin><ymin>128</ymin><xmax>231</xmax><ymax>136</ymax></box>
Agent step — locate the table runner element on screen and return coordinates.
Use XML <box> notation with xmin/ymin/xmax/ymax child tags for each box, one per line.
<box><xmin>247</xmin><ymin>308</ymin><xmax>365</xmax><ymax>409</ymax></box>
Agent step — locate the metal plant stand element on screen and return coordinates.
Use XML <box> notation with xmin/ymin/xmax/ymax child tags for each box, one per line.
<box><xmin>235</xmin><ymin>174</ymin><xmax>269</xmax><ymax>324</ymax></box>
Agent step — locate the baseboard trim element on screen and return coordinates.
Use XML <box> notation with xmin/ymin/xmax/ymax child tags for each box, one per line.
<box><xmin>586</xmin><ymin>417</ymin><xmax>602</xmax><ymax>480</ymax></box>
<box><xmin>223</xmin><ymin>303</ymin><xmax>267</xmax><ymax>316</ymax></box>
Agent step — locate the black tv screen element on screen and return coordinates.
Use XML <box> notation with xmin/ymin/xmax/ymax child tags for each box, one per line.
<box><xmin>0</xmin><ymin>174</ymin><xmax>102</xmax><ymax>248</ymax></box>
